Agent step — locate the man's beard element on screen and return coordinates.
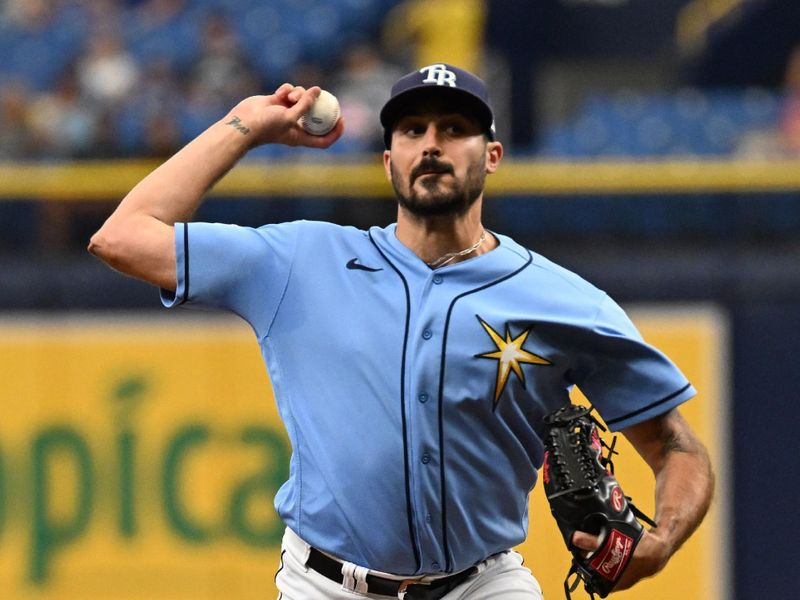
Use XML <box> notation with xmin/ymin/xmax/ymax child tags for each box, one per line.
<box><xmin>391</xmin><ymin>157</ymin><xmax>486</xmax><ymax>218</ymax></box>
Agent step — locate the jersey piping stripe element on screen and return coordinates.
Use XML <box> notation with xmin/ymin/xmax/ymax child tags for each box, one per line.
<box><xmin>368</xmin><ymin>232</ymin><xmax>421</xmax><ymax>572</ymax></box>
<box><xmin>437</xmin><ymin>249</ymin><xmax>534</xmax><ymax>572</ymax></box>
<box><xmin>604</xmin><ymin>382</ymin><xmax>692</xmax><ymax>427</ymax></box>
<box><xmin>178</xmin><ymin>222</ymin><xmax>189</xmax><ymax>306</ymax></box>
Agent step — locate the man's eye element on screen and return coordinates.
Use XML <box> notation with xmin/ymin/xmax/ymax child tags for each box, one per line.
<box><xmin>446</xmin><ymin>124</ymin><xmax>462</xmax><ymax>135</ymax></box>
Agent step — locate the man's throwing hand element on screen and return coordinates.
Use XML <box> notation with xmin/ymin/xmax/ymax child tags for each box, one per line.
<box><xmin>223</xmin><ymin>85</ymin><xmax>344</xmax><ymax>149</ymax></box>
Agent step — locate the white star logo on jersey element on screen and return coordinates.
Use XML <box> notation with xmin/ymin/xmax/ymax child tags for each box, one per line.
<box><xmin>475</xmin><ymin>317</ymin><xmax>552</xmax><ymax>410</ymax></box>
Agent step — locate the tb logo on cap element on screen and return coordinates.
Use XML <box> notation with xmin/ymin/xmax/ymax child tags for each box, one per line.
<box><xmin>420</xmin><ymin>64</ymin><xmax>457</xmax><ymax>87</ymax></box>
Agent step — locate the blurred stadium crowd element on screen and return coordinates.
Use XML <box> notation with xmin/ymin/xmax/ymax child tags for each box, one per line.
<box><xmin>1</xmin><ymin>0</ymin><xmax>799</xmax><ymax>160</ymax></box>
<box><xmin>0</xmin><ymin>0</ymin><xmax>409</xmax><ymax>158</ymax></box>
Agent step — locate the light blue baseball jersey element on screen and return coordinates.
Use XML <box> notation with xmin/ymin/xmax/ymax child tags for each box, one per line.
<box><xmin>161</xmin><ymin>220</ymin><xmax>695</xmax><ymax>576</ymax></box>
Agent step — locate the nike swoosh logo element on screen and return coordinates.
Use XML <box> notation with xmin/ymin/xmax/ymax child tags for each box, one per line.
<box><xmin>346</xmin><ymin>258</ymin><xmax>383</xmax><ymax>272</ymax></box>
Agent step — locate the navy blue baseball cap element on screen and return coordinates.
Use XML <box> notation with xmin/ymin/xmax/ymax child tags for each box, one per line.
<box><xmin>380</xmin><ymin>63</ymin><xmax>496</xmax><ymax>149</ymax></box>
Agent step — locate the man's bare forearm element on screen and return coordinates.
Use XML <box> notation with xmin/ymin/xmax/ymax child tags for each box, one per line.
<box><xmin>88</xmin><ymin>87</ymin><xmax>343</xmax><ymax>289</ymax></box>
<box><xmin>649</xmin><ymin>414</ymin><xmax>715</xmax><ymax>557</ymax></box>
<box><xmin>608</xmin><ymin>408</ymin><xmax>714</xmax><ymax>590</ymax></box>
<box><xmin>112</xmin><ymin>116</ymin><xmax>254</xmax><ymax>227</ymax></box>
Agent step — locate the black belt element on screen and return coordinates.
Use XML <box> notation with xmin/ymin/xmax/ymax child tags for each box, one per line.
<box><xmin>306</xmin><ymin>547</ymin><xmax>477</xmax><ymax>599</ymax></box>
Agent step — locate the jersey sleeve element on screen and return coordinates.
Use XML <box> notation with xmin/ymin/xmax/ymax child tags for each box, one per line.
<box><xmin>572</xmin><ymin>295</ymin><xmax>696</xmax><ymax>431</ymax></box>
<box><xmin>160</xmin><ymin>221</ymin><xmax>300</xmax><ymax>338</ymax></box>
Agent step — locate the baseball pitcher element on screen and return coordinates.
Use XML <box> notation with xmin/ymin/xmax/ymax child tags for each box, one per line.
<box><xmin>89</xmin><ymin>63</ymin><xmax>714</xmax><ymax>599</ymax></box>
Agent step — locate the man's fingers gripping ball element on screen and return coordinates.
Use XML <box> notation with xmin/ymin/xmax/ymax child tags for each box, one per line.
<box><xmin>272</xmin><ymin>83</ymin><xmax>297</xmax><ymax>106</ymax></box>
<box><xmin>299</xmin><ymin>89</ymin><xmax>341</xmax><ymax>136</ymax></box>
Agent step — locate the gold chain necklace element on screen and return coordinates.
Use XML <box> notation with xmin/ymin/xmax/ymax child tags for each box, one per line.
<box><xmin>426</xmin><ymin>229</ymin><xmax>487</xmax><ymax>269</ymax></box>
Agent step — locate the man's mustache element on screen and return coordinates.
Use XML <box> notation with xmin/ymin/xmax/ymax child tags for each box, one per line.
<box><xmin>411</xmin><ymin>159</ymin><xmax>455</xmax><ymax>183</ymax></box>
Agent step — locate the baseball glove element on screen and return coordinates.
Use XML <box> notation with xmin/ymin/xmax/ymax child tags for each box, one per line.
<box><xmin>542</xmin><ymin>404</ymin><xmax>656</xmax><ymax>599</ymax></box>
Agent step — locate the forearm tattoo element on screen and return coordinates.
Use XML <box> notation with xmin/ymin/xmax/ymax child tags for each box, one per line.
<box><xmin>226</xmin><ymin>116</ymin><xmax>251</xmax><ymax>135</ymax></box>
<box><xmin>662</xmin><ymin>429</ymin><xmax>692</xmax><ymax>454</ymax></box>
<box><xmin>658</xmin><ymin>412</ymin><xmax>707</xmax><ymax>462</ymax></box>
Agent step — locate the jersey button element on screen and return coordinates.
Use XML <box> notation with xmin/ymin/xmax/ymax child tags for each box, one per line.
<box><xmin>418</xmin><ymin>393</ymin><xmax>428</xmax><ymax>403</ymax></box>
<box><xmin>425</xmin><ymin>513</ymin><xmax>432</xmax><ymax>523</ymax></box>
<box><xmin>432</xmin><ymin>274</ymin><xmax>443</xmax><ymax>284</ymax></box>
<box><xmin>422</xmin><ymin>329</ymin><xmax>432</xmax><ymax>340</ymax></box>
<box><xmin>421</xmin><ymin>453</ymin><xmax>431</xmax><ymax>464</ymax></box>
<box><xmin>432</xmin><ymin>562</ymin><xmax>441</xmax><ymax>570</ymax></box>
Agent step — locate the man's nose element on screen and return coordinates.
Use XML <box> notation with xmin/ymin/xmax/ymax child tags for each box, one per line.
<box><xmin>421</xmin><ymin>125</ymin><xmax>442</xmax><ymax>157</ymax></box>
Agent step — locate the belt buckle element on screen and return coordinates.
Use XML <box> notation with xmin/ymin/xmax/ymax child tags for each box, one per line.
<box><xmin>397</xmin><ymin>578</ymin><xmax>430</xmax><ymax>599</ymax></box>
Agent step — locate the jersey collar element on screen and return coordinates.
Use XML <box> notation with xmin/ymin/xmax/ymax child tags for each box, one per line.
<box><xmin>369</xmin><ymin>223</ymin><xmax>532</xmax><ymax>284</ymax></box>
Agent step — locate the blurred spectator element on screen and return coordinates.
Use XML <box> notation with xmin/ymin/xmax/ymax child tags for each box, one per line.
<box><xmin>179</xmin><ymin>11</ymin><xmax>262</xmax><ymax>141</ymax></box>
<box><xmin>188</xmin><ymin>12</ymin><xmax>260</xmax><ymax>109</ymax></box>
<box><xmin>130</xmin><ymin>0</ymin><xmax>185</xmax><ymax>30</ymax></box>
<box><xmin>3</xmin><ymin>0</ymin><xmax>56</xmax><ymax>29</ymax></box>
<box><xmin>120</xmin><ymin>57</ymin><xmax>183</xmax><ymax>156</ymax></box>
<box><xmin>0</xmin><ymin>81</ymin><xmax>33</xmax><ymax>159</ymax></box>
<box><xmin>26</xmin><ymin>65</ymin><xmax>99</xmax><ymax>158</ymax></box>
<box><xmin>77</xmin><ymin>32</ymin><xmax>141</xmax><ymax>106</ymax></box>
<box><xmin>92</xmin><ymin>109</ymin><xmax>126</xmax><ymax>159</ymax></box>
<box><xmin>330</xmin><ymin>43</ymin><xmax>404</xmax><ymax>152</ymax></box>
<box><xmin>76</xmin><ymin>0</ymin><xmax>128</xmax><ymax>34</ymax></box>
<box><xmin>140</xmin><ymin>112</ymin><xmax>182</xmax><ymax>158</ymax></box>
<box><xmin>134</xmin><ymin>56</ymin><xmax>183</xmax><ymax>116</ymax></box>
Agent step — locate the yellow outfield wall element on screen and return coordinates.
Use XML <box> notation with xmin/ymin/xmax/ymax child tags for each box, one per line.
<box><xmin>1</xmin><ymin>158</ymin><xmax>799</xmax><ymax>199</ymax></box>
<box><xmin>0</xmin><ymin>308</ymin><xmax>727</xmax><ymax>599</ymax></box>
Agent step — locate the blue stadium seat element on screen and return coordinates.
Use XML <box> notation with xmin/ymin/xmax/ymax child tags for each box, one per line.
<box><xmin>534</xmin><ymin>88</ymin><xmax>783</xmax><ymax>158</ymax></box>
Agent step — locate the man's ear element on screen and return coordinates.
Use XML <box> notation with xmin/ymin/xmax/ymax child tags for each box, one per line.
<box><xmin>485</xmin><ymin>141</ymin><xmax>503</xmax><ymax>174</ymax></box>
<box><xmin>383</xmin><ymin>150</ymin><xmax>393</xmax><ymax>182</ymax></box>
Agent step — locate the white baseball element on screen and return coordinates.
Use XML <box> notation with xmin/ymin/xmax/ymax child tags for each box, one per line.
<box><xmin>300</xmin><ymin>90</ymin><xmax>340</xmax><ymax>136</ymax></box>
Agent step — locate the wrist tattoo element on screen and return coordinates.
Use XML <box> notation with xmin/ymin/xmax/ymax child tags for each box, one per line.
<box><xmin>226</xmin><ymin>116</ymin><xmax>251</xmax><ymax>135</ymax></box>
